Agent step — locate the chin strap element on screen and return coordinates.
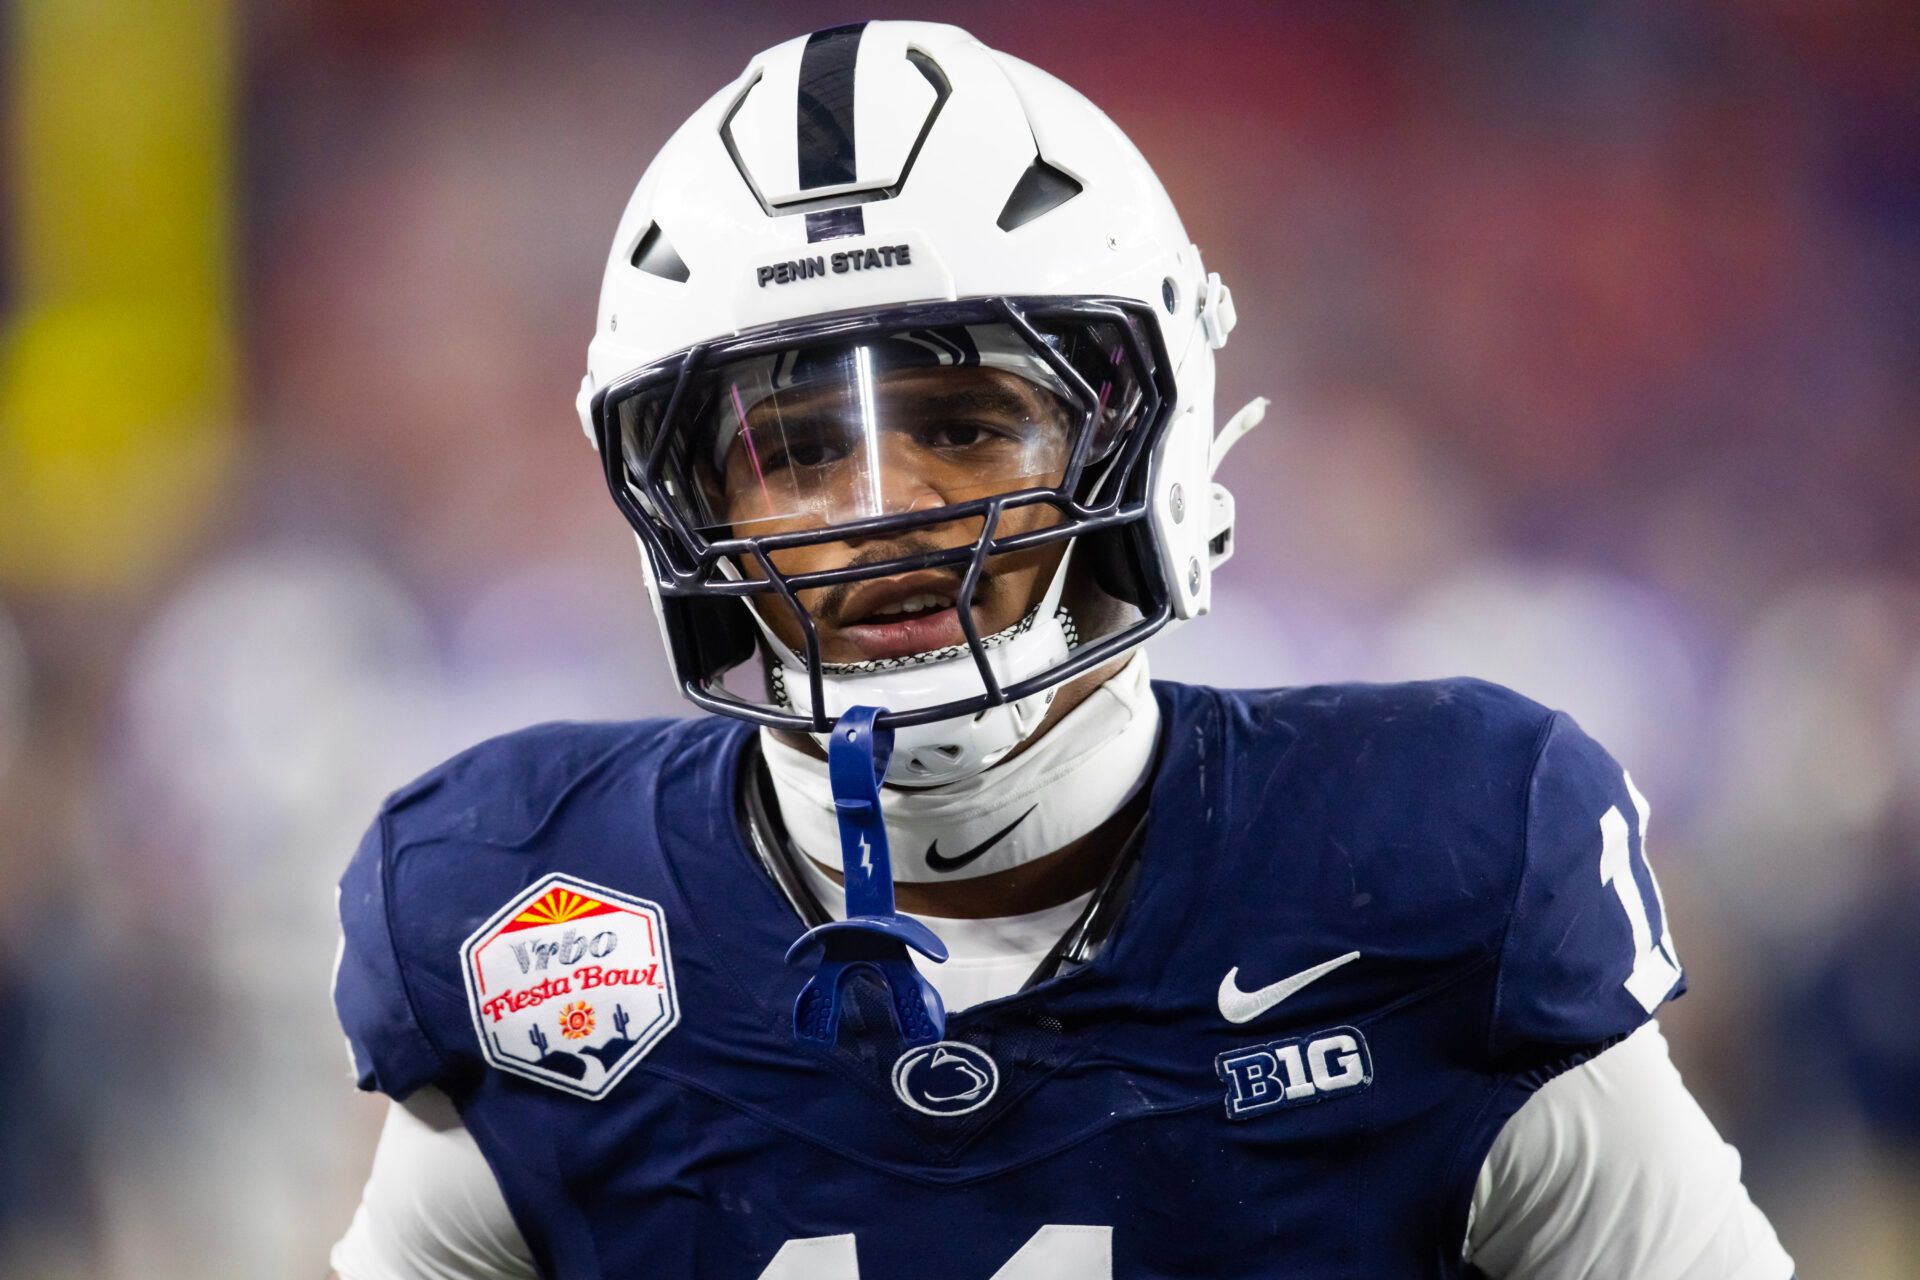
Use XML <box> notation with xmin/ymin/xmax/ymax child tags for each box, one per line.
<box><xmin>784</xmin><ymin>706</ymin><xmax>948</xmax><ymax>1049</ymax></box>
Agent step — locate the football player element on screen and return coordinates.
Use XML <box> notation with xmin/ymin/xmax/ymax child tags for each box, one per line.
<box><xmin>330</xmin><ymin>21</ymin><xmax>1795</xmax><ymax>1280</ymax></box>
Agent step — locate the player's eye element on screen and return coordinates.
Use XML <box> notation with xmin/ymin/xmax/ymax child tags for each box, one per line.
<box><xmin>764</xmin><ymin>437</ymin><xmax>848</xmax><ymax>471</ymax></box>
<box><xmin>920</xmin><ymin>420</ymin><xmax>1009</xmax><ymax>450</ymax></box>
<box><xmin>744</xmin><ymin>417</ymin><xmax>852</xmax><ymax>474</ymax></box>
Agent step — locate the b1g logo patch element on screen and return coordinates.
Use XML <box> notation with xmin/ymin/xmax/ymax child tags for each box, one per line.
<box><xmin>460</xmin><ymin>874</ymin><xmax>679</xmax><ymax>1099</ymax></box>
<box><xmin>891</xmin><ymin>1040</ymin><xmax>998</xmax><ymax>1117</ymax></box>
<box><xmin>1215</xmin><ymin>1024</ymin><xmax>1373</xmax><ymax>1121</ymax></box>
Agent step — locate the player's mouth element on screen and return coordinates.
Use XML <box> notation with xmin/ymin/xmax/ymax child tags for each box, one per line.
<box><xmin>832</xmin><ymin>571</ymin><xmax>976</xmax><ymax>661</ymax></box>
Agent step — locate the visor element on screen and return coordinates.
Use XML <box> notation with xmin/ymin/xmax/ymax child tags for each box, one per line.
<box><xmin>611</xmin><ymin>316</ymin><xmax>1146</xmax><ymax>543</ymax></box>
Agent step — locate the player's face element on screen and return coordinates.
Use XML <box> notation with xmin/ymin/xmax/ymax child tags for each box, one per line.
<box><xmin>712</xmin><ymin>366</ymin><xmax>1072</xmax><ymax>665</ymax></box>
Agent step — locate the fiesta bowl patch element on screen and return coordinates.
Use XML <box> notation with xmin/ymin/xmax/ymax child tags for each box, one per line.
<box><xmin>460</xmin><ymin>874</ymin><xmax>678</xmax><ymax>1099</ymax></box>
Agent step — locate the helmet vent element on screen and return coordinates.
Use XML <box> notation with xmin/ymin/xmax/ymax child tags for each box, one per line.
<box><xmin>719</xmin><ymin>41</ymin><xmax>951</xmax><ymax>218</ymax></box>
<box><xmin>996</xmin><ymin>158</ymin><xmax>1083</xmax><ymax>232</ymax></box>
<box><xmin>630</xmin><ymin>223</ymin><xmax>690</xmax><ymax>282</ymax></box>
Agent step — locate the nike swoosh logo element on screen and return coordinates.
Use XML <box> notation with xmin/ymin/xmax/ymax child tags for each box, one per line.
<box><xmin>1217</xmin><ymin>950</ymin><xmax>1361</xmax><ymax>1025</ymax></box>
<box><xmin>924</xmin><ymin>806</ymin><xmax>1037</xmax><ymax>874</ymax></box>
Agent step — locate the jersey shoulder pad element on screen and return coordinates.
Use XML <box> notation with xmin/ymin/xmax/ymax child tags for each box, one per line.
<box><xmin>335</xmin><ymin>806</ymin><xmax>441</xmax><ymax>1099</ymax></box>
<box><xmin>1217</xmin><ymin>675</ymin><xmax>1558</xmax><ymax>860</ymax></box>
<box><xmin>332</xmin><ymin>718</ymin><xmax>697</xmax><ymax>1098</ymax></box>
<box><xmin>1219</xmin><ymin>675</ymin><xmax>1550</xmax><ymax>767</ymax></box>
<box><xmin>1490</xmin><ymin>709</ymin><xmax>1685</xmax><ymax>1059</ymax></box>
<box><xmin>1205</xmin><ymin>677</ymin><xmax>1555</xmax><ymax>953</ymax></box>
<box><xmin>380</xmin><ymin>718</ymin><xmax>688</xmax><ymax>848</ymax></box>
<box><xmin>1201</xmin><ymin>677</ymin><xmax>1682</xmax><ymax>1059</ymax></box>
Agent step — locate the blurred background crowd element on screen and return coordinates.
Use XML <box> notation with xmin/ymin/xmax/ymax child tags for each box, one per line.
<box><xmin>2</xmin><ymin>1</ymin><xmax>1916</xmax><ymax>1275</ymax></box>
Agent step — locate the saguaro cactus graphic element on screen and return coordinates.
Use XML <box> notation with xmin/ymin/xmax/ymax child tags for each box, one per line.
<box><xmin>582</xmin><ymin>1003</ymin><xmax>641</xmax><ymax>1070</ymax></box>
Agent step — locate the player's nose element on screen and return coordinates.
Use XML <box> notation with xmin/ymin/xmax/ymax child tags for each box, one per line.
<box><xmin>841</xmin><ymin>442</ymin><xmax>947</xmax><ymax>542</ymax></box>
<box><xmin>838</xmin><ymin>488</ymin><xmax>951</xmax><ymax>551</ymax></box>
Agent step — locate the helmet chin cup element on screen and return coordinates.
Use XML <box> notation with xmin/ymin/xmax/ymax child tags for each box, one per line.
<box><xmin>778</xmin><ymin>608</ymin><xmax>1072</xmax><ymax>786</ymax></box>
<box><xmin>890</xmin><ymin>689</ymin><xmax>1053</xmax><ymax>786</ymax></box>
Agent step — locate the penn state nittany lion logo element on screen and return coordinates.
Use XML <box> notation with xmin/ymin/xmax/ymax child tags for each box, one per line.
<box><xmin>461</xmin><ymin>874</ymin><xmax>679</xmax><ymax>1099</ymax></box>
<box><xmin>891</xmin><ymin>1040</ymin><xmax>999</xmax><ymax>1116</ymax></box>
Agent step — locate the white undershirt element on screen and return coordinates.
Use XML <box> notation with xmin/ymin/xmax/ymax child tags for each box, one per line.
<box><xmin>786</xmin><ymin>841</ymin><xmax>1096</xmax><ymax>1015</ymax></box>
<box><xmin>331</xmin><ymin>923</ymin><xmax>1795</xmax><ymax>1280</ymax></box>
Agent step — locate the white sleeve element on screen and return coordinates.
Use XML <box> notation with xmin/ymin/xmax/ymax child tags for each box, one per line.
<box><xmin>1467</xmin><ymin>1021</ymin><xmax>1795</xmax><ymax>1280</ymax></box>
<box><xmin>330</xmin><ymin>1087</ymin><xmax>537</xmax><ymax>1280</ymax></box>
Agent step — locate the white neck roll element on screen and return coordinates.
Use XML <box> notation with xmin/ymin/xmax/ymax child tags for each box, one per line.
<box><xmin>759</xmin><ymin>652</ymin><xmax>1160</xmax><ymax>886</ymax></box>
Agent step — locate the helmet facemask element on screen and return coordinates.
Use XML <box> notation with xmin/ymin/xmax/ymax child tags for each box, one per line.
<box><xmin>591</xmin><ymin>295</ymin><xmax>1177</xmax><ymax>777</ymax></box>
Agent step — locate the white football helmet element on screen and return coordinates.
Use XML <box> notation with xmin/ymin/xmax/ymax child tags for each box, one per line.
<box><xmin>578</xmin><ymin>20</ymin><xmax>1256</xmax><ymax>783</ymax></box>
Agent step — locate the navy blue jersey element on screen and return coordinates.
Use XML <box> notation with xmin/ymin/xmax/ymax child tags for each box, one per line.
<box><xmin>334</xmin><ymin>678</ymin><xmax>1683</xmax><ymax>1279</ymax></box>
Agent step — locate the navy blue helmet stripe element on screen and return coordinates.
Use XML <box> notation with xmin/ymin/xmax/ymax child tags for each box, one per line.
<box><xmin>796</xmin><ymin>22</ymin><xmax>867</xmax><ymax>191</ymax></box>
<box><xmin>805</xmin><ymin>206</ymin><xmax>865</xmax><ymax>243</ymax></box>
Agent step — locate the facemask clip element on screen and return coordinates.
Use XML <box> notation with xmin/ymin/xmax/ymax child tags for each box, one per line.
<box><xmin>785</xmin><ymin>706</ymin><xmax>948</xmax><ymax>1048</ymax></box>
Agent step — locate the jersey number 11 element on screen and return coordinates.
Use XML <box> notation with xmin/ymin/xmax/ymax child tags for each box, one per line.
<box><xmin>1599</xmin><ymin>771</ymin><xmax>1681</xmax><ymax>1014</ymax></box>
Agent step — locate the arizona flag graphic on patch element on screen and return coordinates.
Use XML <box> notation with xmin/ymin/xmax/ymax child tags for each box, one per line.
<box><xmin>460</xmin><ymin>874</ymin><xmax>679</xmax><ymax>1099</ymax></box>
